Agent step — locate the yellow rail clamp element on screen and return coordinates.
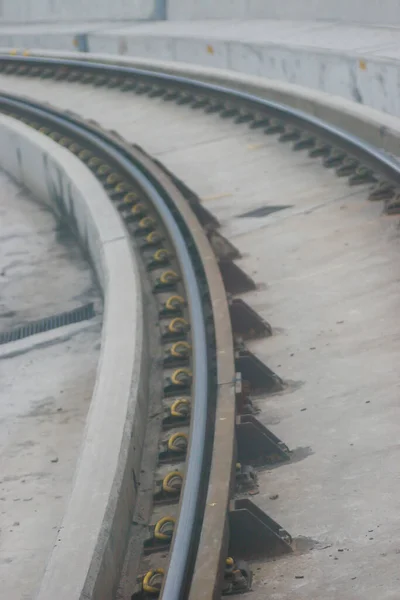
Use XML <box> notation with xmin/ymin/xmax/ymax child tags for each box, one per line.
<box><xmin>170</xmin><ymin>398</ymin><xmax>190</xmax><ymax>418</ymax></box>
<box><xmin>106</xmin><ymin>173</ymin><xmax>123</xmax><ymax>186</ymax></box>
<box><xmin>153</xmin><ymin>248</ymin><xmax>170</xmax><ymax>262</ymax></box>
<box><xmin>123</xmin><ymin>191</ymin><xmax>139</xmax><ymax>204</ymax></box>
<box><xmin>165</xmin><ymin>295</ymin><xmax>185</xmax><ymax>311</ymax></box>
<box><xmin>97</xmin><ymin>164</ymin><xmax>112</xmax><ymax>176</ymax></box>
<box><xmin>159</xmin><ymin>270</ymin><xmax>179</xmax><ymax>284</ymax></box>
<box><xmin>154</xmin><ymin>516</ymin><xmax>176</xmax><ymax>541</ymax></box>
<box><xmin>69</xmin><ymin>143</ymin><xmax>82</xmax><ymax>154</ymax></box>
<box><xmin>162</xmin><ymin>471</ymin><xmax>183</xmax><ymax>494</ymax></box>
<box><xmin>78</xmin><ymin>149</ymin><xmax>93</xmax><ymax>161</ymax></box>
<box><xmin>139</xmin><ymin>216</ymin><xmax>155</xmax><ymax>229</ymax></box>
<box><xmin>114</xmin><ymin>182</ymin><xmax>130</xmax><ymax>194</ymax></box>
<box><xmin>171</xmin><ymin>368</ymin><xmax>192</xmax><ymax>386</ymax></box>
<box><xmin>131</xmin><ymin>202</ymin><xmax>145</xmax><ymax>215</ymax></box>
<box><xmin>146</xmin><ymin>231</ymin><xmax>162</xmax><ymax>244</ymax></box>
<box><xmin>167</xmin><ymin>432</ymin><xmax>188</xmax><ymax>453</ymax></box>
<box><xmin>168</xmin><ymin>317</ymin><xmax>188</xmax><ymax>333</ymax></box>
<box><xmin>142</xmin><ymin>569</ymin><xmax>165</xmax><ymax>595</ymax></box>
<box><xmin>88</xmin><ymin>157</ymin><xmax>102</xmax><ymax>169</ymax></box>
<box><xmin>59</xmin><ymin>137</ymin><xmax>72</xmax><ymax>147</ymax></box>
<box><xmin>170</xmin><ymin>341</ymin><xmax>191</xmax><ymax>357</ymax></box>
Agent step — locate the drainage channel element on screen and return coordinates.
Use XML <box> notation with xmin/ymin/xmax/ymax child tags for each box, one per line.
<box><xmin>0</xmin><ymin>303</ymin><xmax>95</xmax><ymax>345</ymax></box>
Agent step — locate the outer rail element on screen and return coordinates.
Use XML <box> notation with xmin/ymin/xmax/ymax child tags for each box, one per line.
<box><xmin>1</xmin><ymin>53</ymin><xmax>400</xmax><ymax>184</ymax></box>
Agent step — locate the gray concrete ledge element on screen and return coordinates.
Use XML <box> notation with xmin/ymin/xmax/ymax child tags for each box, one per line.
<box><xmin>0</xmin><ymin>115</ymin><xmax>147</xmax><ymax>599</ymax></box>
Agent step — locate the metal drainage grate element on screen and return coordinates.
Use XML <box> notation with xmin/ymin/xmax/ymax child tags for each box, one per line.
<box><xmin>237</xmin><ymin>205</ymin><xmax>292</xmax><ymax>218</ymax></box>
<box><xmin>0</xmin><ymin>302</ymin><xmax>95</xmax><ymax>345</ymax></box>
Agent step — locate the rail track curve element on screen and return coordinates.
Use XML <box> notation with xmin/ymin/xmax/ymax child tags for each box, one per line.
<box><xmin>1</xmin><ymin>52</ymin><xmax>400</xmax><ymax>600</ymax></box>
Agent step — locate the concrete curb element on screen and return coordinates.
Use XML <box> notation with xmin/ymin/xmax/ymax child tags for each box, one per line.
<box><xmin>0</xmin><ymin>115</ymin><xmax>147</xmax><ymax>600</ymax></box>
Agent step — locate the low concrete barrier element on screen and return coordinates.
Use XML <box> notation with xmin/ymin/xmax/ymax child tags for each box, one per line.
<box><xmin>84</xmin><ymin>31</ymin><xmax>400</xmax><ymax>119</ymax></box>
<box><xmin>0</xmin><ymin>114</ymin><xmax>147</xmax><ymax>600</ymax></box>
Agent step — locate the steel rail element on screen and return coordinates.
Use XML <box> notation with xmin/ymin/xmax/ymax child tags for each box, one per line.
<box><xmin>0</xmin><ymin>93</ymin><xmax>214</xmax><ymax>600</ymax></box>
<box><xmin>1</xmin><ymin>54</ymin><xmax>400</xmax><ymax>182</ymax></box>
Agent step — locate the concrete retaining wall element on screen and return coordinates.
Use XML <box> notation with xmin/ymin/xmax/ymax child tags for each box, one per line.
<box><xmin>10</xmin><ymin>50</ymin><xmax>400</xmax><ymax>158</ymax></box>
<box><xmin>81</xmin><ymin>35</ymin><xmax>400</xmax><ymax>119</ymax></box>
<box><xmin>0</xmin><ymin>114</ymin><xmax>147</xmax><ymax>600</ymax></box>
<box><xmin>0</xmin><ymin>0</ymin><xmax>165</xmax><ymax>23</ymax></box>
<box><xmin>167</xmin><ymin>0</ymin><xmax>400</xmax><ymax>26</ymax></box>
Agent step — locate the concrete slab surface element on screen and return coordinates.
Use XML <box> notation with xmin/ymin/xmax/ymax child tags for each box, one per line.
<box><xmin>224</xmin><ymin>176</ymin><xmax>400</xmax><ymax>600</ymax></box>
<box><xmin>0</xmin><ymin>169</ymin><xmax>102</xmax><ymax>599</ymax></box>
<box><xmin>1</xmin><ymin>76</ymin><xmax>400</xmax><ymax>598</ymax></box>
<box><xmin>0</xmin><ymin>169</ymin><xmax>100</xmax><ymax>333</ymax></box>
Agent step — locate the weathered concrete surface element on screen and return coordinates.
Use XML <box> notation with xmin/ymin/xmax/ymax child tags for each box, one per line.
<box><xmin>1</xmin><ymin>76</ymin><xmax>398</xmax><ymax>597</ymax></box>
<box><xmin>0</xmin><ymin>329</ymin><xmax>102</xmax><ymax>600</ymax></box>
<box><xmin>0</xmin><ymin>170</ymin><xmax>102</xmax><ymax>600</ymax></box>
<box><xmin>235</xmin><ymin>179</ymin><xmax>400</xmax><ymax>600</ymax></box>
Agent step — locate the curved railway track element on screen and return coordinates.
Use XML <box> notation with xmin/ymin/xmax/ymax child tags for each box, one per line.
<box><xmin>0</xmin><ymin>91</ymin><xmax>241</xmax><ymax>600</ymax></box>
<box><xmin>1</xmin><ymin>54</ymin><xmax>400</xmax><ymax>600</ymax></box>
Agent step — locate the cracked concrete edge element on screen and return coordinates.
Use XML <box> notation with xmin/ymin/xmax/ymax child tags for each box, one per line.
<box><xmin>3</xmin><ymin>48</ymin><xmax>400</xmax><ymax>156</ymax></box>
<box><xmin>0</xmin><ymin>114</ymin><xmax>148</xmax><ymax>600</ymax></box>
